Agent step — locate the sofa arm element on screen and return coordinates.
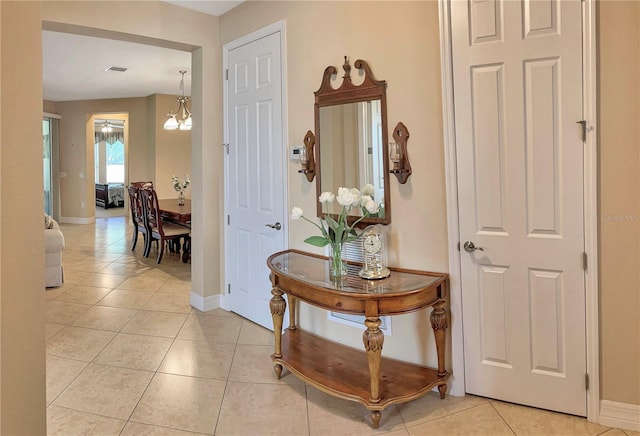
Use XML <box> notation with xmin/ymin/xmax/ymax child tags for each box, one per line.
<box><xmin>44</xmin><ymin>229</ymin><xmax>65</xmax><ymax>253</ymax></box>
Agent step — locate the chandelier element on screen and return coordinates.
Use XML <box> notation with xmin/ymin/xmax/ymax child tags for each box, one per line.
<box><xmin>163</xmin><ymin>70</ymin><xmax>192</xmax><ymax>131</ymax></box>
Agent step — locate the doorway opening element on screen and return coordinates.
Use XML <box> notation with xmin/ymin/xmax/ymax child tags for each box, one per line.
<box><xmin>92</xmin><ymin>114</ymin><xmax>128</xmax><ymax>219</ymax></box>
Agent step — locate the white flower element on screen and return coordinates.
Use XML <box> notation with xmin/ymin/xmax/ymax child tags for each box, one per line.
<box><xmin>336</xmin><ymin>187</ymin><xmax>359</xmax><ymax>207</ymax></box>
<box><xmin>361</xmin><ymin>184</ymin><xmax>375</xmax><ymax>197</ymax></box>
<box><xmin>172</xmin><ymin>175</ymin><xmax>190</xmax><ymax>191</ymax></box>
<box><xmin>290</xmin><ymin>207</ymin><xmax>303</xmax><ymax>220</ymax></box>
<box><xmin>360</xmin><ymin>195</ymin><xmax>372</xmax><ymax>206</ymax></box>
<box><xmin>349</xmin><ymin>188</ymin><xmax>362</xmax><ymax>207</ymax></box>
<box><xmin>319</xmin><ymin>192</ymin><xmax>335</xmax><ymax>204</ymax></box>
<box><xmin>364</xmin><ymin>199</ymin><xmax>379</xmax><ymax>214</ymax></box>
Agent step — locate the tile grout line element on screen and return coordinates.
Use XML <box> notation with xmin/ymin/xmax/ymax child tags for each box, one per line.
<box><xmin>209</xmin><ymin>319</ymin><xmax>243</xmax><ymax>436</ymax></box>
<box><xmin>48</xmin><ymin>221</ymin><xmax>193</xmax><ymax>432</ymax></box>
<box><xmin>488</xmin><ymin>401</ymin><xmax>518</xmax><ymax>436</ymax></box>
<box><xmin>121</xmin><ymin>306</ymin><xmax>192</xmax><ymax>434</ymax></box>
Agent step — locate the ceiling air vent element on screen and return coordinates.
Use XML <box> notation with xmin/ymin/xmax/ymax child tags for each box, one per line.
<box><xmin>105</xmin><ymin>66</ymin><xmax>128</xmax><ymax>73</ymax></box>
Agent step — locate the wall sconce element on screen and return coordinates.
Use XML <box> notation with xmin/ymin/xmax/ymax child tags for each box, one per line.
<box><xmin>298</xmin><ymin>130</ymin><xmax>316</xmax><ymax>182</ymax></box>
<box><xmin>390</xmin><ymin>122</ymin><xmax>411</xmax><ymax>184</ymax></box>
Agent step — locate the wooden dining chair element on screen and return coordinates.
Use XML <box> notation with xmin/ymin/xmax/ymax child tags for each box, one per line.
<box><xmin>130</xmin><ymin>181</ymin><xmax>154</xmax><ymax>189</ymax></box>
<box><xmin>126</xmin><ymin>186</ymin><xmax>147</xmax><ymax>251</ymax></box>
<box><xmin>139</xmin><ymin>188</ymin><xmax>190</xmax><ymax>264</ymax></box>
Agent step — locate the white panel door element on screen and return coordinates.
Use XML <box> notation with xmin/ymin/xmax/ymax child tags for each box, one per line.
<box><xmin>452</xmin><ymin>0</ymin><xmax>587</xmax><ymax>415</ymax></box>
<box><xmin>226</xmin><ymin>31</ymin><xmax>285</xmax><ymax>329</ymax></box>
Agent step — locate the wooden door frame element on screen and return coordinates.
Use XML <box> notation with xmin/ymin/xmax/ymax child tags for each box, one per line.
<box><xmin>221</xmin><ymin>20</ymin><xmax>289</xmax><ymax>311</ymax></box>
<box><xmin>438</xmin><ymin>0</ymin><xmax>599</xmax><ymax>420</ymax></box>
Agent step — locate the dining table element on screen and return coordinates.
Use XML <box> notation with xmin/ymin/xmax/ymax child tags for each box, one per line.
<box><xmin>158</xmin><ymin>198</ymin><xmax>191</xmax><ymax>262</ymax></box>
<box><xmin>158</xmin><ymin>198</ymin><xmax>191</xmax><ymax>224</ymax></box>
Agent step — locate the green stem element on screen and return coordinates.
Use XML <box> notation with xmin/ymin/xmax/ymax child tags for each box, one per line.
<box><xmin>301</xmin><ymin>215</ymin><xmax>328</xmax><ymax>237</ymax></box>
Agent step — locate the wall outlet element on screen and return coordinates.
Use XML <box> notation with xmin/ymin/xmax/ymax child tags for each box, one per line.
<box><xmin>81</xmin><ymin>202</ymin><xmax>85</xmax><ymax>209</ymax></box>
<box><xmin>59</xmin><ymin>172</ymin><xmax>67</xmax><ymax>178</ymax></box>
<box><xmin>79</xmin><ymin>172</ymin><xmax>85</xmax><ymax>179</ymax></box>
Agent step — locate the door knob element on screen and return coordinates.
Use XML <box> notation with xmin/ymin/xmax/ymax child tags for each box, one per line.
<box><xmin>265</xmin><ymin>222</ymin><xmax>282</xmax><ymax>230</ymax></box>
<box><xmin>463</xmin><ymin>241</ymin><xmax>484</xmax><ymax>253</ymax></box>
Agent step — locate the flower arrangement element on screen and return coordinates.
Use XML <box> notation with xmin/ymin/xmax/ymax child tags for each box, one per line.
<box><xmin>172</xmin><ymin>175</ymin><xmax>190</xmax><ymax>205</ymax></box>
<box><xmin>172</xmin><ymin>175</ymin><xmax>190</xmax><ymax>193</ymax></box>
<box><xmin>291</xmin><ymin>184</ymin><xmax>381</xmax><ymax>278</ymax></box>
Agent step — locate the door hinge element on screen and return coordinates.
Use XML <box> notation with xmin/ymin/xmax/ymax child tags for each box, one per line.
<box><xmin>582</xmin><ymin>252</ymin><xmax>588</xmax><ymax>270</ymax></box>
<box><xmin>227</xmin><ymin>283</ymin><xmax>231</xmax><ymax>294</ymax></box>
<box><xmin>223</xmin><ymin>143</ymin><xmax>229</xmax><ymax>154</ymax></box>
<box><xmin>577</xmin><ymin>120</ymin><xmax>587</xmax><ymax>142</ymax></box>
<box><xmin>457</xmin><ymin>241</ymin><xmax>460</xmax><ymax>252</ymax></box>
<box><xmin>225</xmin><ymin>69</ymin><xmax>229</xmax><ymax>80</ymax></box>
<box><xmin>585</xmin><ymin>373</ymin><xmax>590</xmax><ymax>390</ymax></box>
<box><xmin>227</xmin><ymin>215</ymin><xmax>230</xmax><ymax>225</ymax></box>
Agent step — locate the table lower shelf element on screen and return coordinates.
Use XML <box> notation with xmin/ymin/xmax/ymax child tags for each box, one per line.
<box><xmin>272</xmin><ymin>328</ymin><xmax>450</xmax><ymax>410</ymax></box>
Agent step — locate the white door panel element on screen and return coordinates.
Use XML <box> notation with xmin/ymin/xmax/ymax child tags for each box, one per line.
<box><xmin>226</xmin><ymin>31</ymin><xmax>286</xmax><ymax>329</ymax></box>
<box><xmin>452</xmin><ymin>0</ymin><xmax>586</xmax><ymax>415</ymax></box>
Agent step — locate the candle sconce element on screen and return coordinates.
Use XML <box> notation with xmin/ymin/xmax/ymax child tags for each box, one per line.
<box><xmin>390</xmin><ymin>122</ymin><xmax>411</xmax><ymax>184</ymax></box>
<box><xmin>298</xmin><ymin>130</ymin><xmax>316</xmax><ymax>182</ymax></box>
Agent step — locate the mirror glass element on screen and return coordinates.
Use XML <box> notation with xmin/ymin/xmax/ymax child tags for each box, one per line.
<box><xmin>318</xmin><ymin>100</ymin><xmax>386</xmax><ymax>218</ymax></box>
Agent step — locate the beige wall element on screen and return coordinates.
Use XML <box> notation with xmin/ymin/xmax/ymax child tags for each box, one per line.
<box><xmin>49</xmin><ymin>94</ymin><xmax>191</xmax><ymax>217</ymax></box>
<box><xmin>220</xmin><ymin>1</ymin><xmax>448</xmax><ymax>368</ymax></box>
<box><xmin>153</xmin><ymin>94</ymin><xmax>192</xmax><ymax>200</ymax></box>
<box><xmin>53</xmin><ymin>97</ymin><xmax>151</xmax><ymax>219</ymax></box>
<box><xmin>598</xmin><ymin>0</ymin><xmax>640</xmax><ymax>406</ymax></box>
<box><xmin>43</xmin><ymin>99</ymin><xmax>57</xmax><ymax>114</ymax></box>
<box><xmin>0</xmin><ymin>2</ymin><xmax>46</xmax><ymax>434</ymax></box>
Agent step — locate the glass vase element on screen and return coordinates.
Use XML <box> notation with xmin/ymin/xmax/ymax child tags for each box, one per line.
<box><xmin>329</xmin><ymin>242</ymin><xmax>348</xmax><ymax>279</ymax></box>
<box><xmin>178</xmin><ymin>191</ymin><xmax>185</xmax><ymax>206</ymax></box>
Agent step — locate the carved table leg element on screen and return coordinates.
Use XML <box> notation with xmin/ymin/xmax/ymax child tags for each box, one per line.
<box><xmin>430</xmin><ymin>298</ymin><xmax>449</xmax><ymax>399</ymax></box>
<box><xmin>270</xmin><ymin>287</ymin><xmax>286</xmax><ymax>379</ymax></box>
<box><xmin>363</xmin><ymin>317</ymin><xmax>384</xmax><ymax>404</ymax></box>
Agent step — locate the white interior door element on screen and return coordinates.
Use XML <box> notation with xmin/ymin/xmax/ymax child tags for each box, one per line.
<box><xmin>225</xmin><ymin>30</ymin><xmax>286</xmax><ymax>329</ymax></box>
<box><xmin>452</xmin><ymin>0</ymin><xmax>587</xmax><ymax>415</ymax></box>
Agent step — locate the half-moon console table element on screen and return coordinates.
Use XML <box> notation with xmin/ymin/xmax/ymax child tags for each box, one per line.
<box><xmin>267</xmin><ymin>249</ymin><xmax>450</xmax><ymax>428</ymax></box>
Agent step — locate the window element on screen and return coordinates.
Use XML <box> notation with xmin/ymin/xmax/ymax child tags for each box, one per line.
<box><xmin>106</xmin><ymin>140</ymin><xmax>124</xmax><ymax>183</ymax></box>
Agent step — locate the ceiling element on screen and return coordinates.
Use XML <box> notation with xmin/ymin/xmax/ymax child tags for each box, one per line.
<box><xmin>163</xmin><ymin>1</ymin><xmax>244</xmax><ymax>16</ymax></box>
<box><xmin>42</xmin><ymin>1</ymin><xmax>244</xmax><ymax>102</ymax></box>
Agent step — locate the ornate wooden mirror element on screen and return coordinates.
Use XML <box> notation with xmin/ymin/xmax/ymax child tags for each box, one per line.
<box><xmin>314</xmin><ymin>57</ymin><xmax>391</xmax><ymax>225</ymax></box>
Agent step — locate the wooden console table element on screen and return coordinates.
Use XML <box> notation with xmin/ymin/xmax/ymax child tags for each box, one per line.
<box><xmin>267</xmin><ymin>249</ymin><xmax>450</xmax><ymax>428</ymax></box>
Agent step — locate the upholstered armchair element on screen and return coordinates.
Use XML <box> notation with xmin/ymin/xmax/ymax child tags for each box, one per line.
<box><xmin>45</xmin><ymin>214</ymin><xmax>65</xmax><ymax>287</ymax></box>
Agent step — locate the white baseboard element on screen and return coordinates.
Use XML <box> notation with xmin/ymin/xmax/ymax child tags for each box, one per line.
<box><xmin>189</xmin><ymin>292</ymin><xmax>221</xmax><ymax>312</ymax></box>
<box><xmin>599</xmin><ymin>400</ymin><xmax>640</xmax><ymax>432</ymax></box>
<box><xmin>60</xmin><ymin>216</ymin><xmax>95</xmax><ymax>225</ymax></box>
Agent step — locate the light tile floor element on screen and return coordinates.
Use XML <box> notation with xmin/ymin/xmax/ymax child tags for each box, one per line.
<box><xmin>46</xmin><ymin>217</ymin><xmax>637</xmax><ymax>436</ymax></box>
